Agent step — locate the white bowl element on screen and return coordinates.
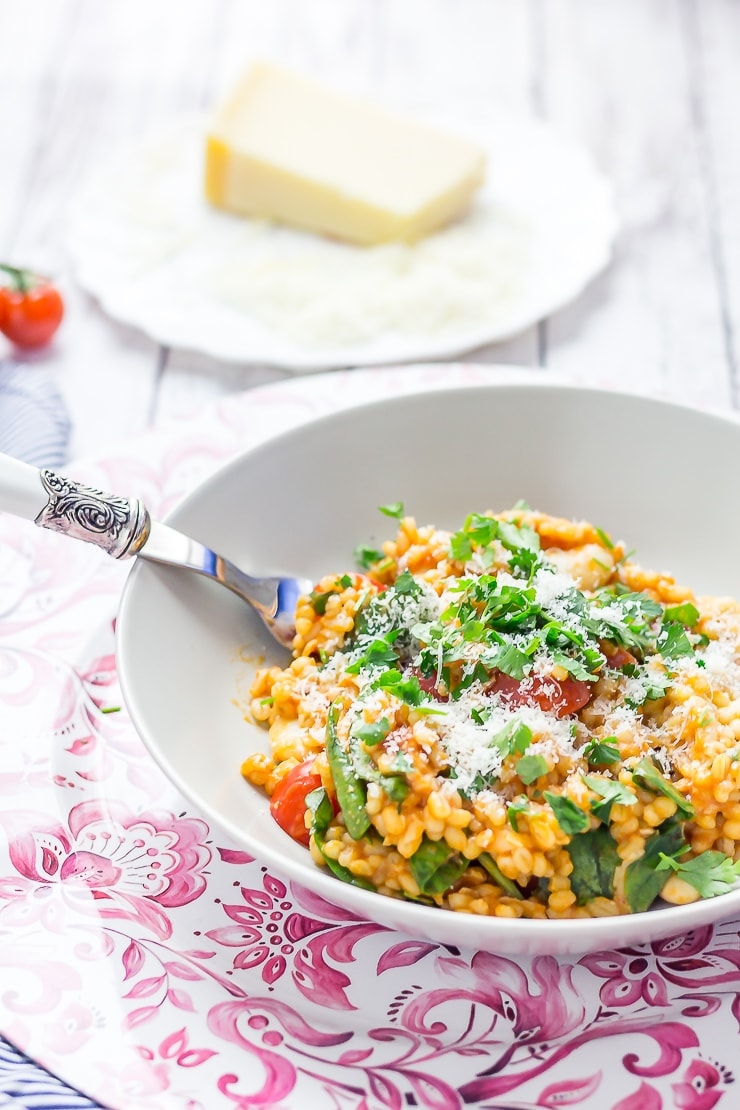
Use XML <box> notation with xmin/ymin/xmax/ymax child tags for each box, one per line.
<box><xmin>116</xmin><ymin>378</ymin><xmax>740</xmax><ymax>955</ymax></box>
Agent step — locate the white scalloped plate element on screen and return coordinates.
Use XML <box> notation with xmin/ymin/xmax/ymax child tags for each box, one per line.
<box><xmin>66</xmin><ymin>111</ymin><xmax>615</xmax><ymax>369</ymax></box>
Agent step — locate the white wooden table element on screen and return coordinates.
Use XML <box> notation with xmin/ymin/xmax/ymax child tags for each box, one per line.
<box><xmin>1</xmin><ymin>0</ymin><xmax>738</xmax><ymax>463</ymax></box>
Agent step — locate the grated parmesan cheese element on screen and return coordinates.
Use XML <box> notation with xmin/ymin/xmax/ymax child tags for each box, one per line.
<box><xmin>205</xmin><ymin>202</ymin><xmax>530</xmax><ymax>347</ymax></box>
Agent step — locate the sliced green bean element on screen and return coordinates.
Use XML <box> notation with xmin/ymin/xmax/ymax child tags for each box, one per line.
<box><xmin>325</xmin><ymin>702</ymin><xmax>372</xmax><ymax>839</ymax></box>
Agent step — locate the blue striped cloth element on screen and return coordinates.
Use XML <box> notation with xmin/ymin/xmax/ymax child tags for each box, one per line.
<box><xmin>0</xmin><ymin>1036</ymin><xmax>99</xmax><ymax>1108</ymax></box>
<box><xmin>0</xmin><ymin>359</ymin><xmax>71</xmax><ymax>468</ymax></box>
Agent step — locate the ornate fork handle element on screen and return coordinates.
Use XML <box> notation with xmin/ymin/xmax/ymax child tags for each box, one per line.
<box><xmin>35</xmin><ymin>468</ymin><xmax>151</xmax><ymax>559</ymax></box>
<box><xmin>0</xmin><ymin>453</ymin><xmax>310</xmax><ymax>647</ymax></box>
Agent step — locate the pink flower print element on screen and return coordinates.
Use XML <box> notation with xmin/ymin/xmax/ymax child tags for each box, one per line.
<box><xmin>207</xmin><ymin>869</ymin><xmax>384</xmax><ymax>1008</ymax></box>
<box><xmin>651</xmin><ymin>927</ymin><xmax>740</xmax><ymax>991</ymax></box>
<box><xmin>614</xmin><ymin>1082</ymin><xmax>663</xmax><ymax>1110</ymax></box>
<box><xmin>672</xmin><ymin>1059</ymin><xmax>730</xmax><ymax>1110</ymax></box>
<box><xmin>404</xmin><ymin>951</ymin><xmax>587</xmax><ymax>1097</ymax></box>
<box><xmin>207</xmin><ymin>872</ymin><xmax>335</xmax><ymax>989</ymax></box>
<box><xmin>60</xmin><ymin>850</ymin><xmax>122</xmax><ymax>886</ymax></box>
<box><xmin>0</xmin><ymin>800</ymin><xmax>211</xmax><ymax>939</ymax></box>
<box><xmin>77</xmin><ymin>650</ymin><xmax>119</xmax><ymax>711</ymax></box>
<box><xmin>42</xmin><ymin>999</ymin><xmax>95</xmax><ymax>1054</ymax></box>
<box><xmin>96</xmin><ymin>1051</ymin><xmax>170</xmax><ymax>1101</ymax></box>
<box><xmin>579</xmin><ymin>949</ymin><xmax>669</xmax><ymax>1008</ymax></box>
<box><xmin>469</xmin><ymin>952</ymin><xmax>587</xmax><ymax>1043</ymax></box>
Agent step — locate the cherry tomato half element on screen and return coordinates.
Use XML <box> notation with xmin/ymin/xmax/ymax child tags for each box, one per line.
<box><xmin>269</xmin><ymin>759</ymin><xmax>324</xmax><ymax>845</ymax></box>
<box><xmin>487</xmin><ymin>672</ymin><xmax>592</xmax><ymax>719</ymax></box>
<box><xmin>601</xmin><ymin>640</ymin><xmax>637</xmax><ymax>670</ymax></box>
<box><xmin>413</xmin><ymin>669</ymin><xmax>449</xmax><ymax>702</ymax></box>
<box><xmin>0</xmin><ymin>265</ymin><xmax>64</xmax><ymax>349</ymax></box>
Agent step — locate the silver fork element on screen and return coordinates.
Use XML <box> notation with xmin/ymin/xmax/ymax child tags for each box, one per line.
<box><xmin>0</xmin><ymin>452</ymin><xmax>311</xmax><ymax>648</ymax></box>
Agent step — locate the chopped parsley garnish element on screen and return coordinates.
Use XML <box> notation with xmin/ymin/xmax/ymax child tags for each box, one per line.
<box><xmin>490</xmin><ymin>719</ymin><xmax>532</xmax><ymax>759</ymax></box>
<box><xmin>517</xmin><ymin>753</ymin><xmax>548</xmax><ymax>785</ymax></box>
<box><xmin>345</xmin><ymin>632</ymin><xmax>400</xmax><ymax>675</ymax></box>
<box><xmin>379</xmin><ymin>501</ymin><xmax>405</xmax><ymax>520</ymax></box>
<box><xmin>631</xmin><ymin>757</ymin><xmax>694</xmax><ymax>818</ymax></box>
<box><xmin>595</xmin><ymin>526</ymin><xmax>614</xmax><ymax>550</ymax></box>
<box><xmin>622</xmin><ymin>664</ymin><xmax>671</xmax><ymax>707</ymax></box>
<box><xmin>656</xmin><ymin>622</ymin><xmax>694</xmax><ymax>661</ymax></box>
<box><xmin>507</xmin><ymin>796</ymin><xmax>530</xmax><ymax>830</ymax></box>
<box><xmin>656</xmin><ymin>849</ymin><xmax>740</xmax><ymax>898</ymax></box>
<box><xmin>448</xmin><ymin>513</ymin><xmax>540</xmax><ymax>574</ymax></box>
<box><xmin>544</xmin><ymin>792</ymin><xmax>590</xmax><ymax>835</ymax></box>
<box><xmin>497</xmin><ymin>520</ymin><xmax>541</xmax><ymax>556</ymax></box>
<box><xmin>372</xmin><ymin>670</ymin><xmax>425</xmax><ymax>706</ymax></box>
<box><xmin>353</xmin><ymin>717</ymin><xmax>391</xmax><ymax>747</ymax></box>
<box><xmin>449</xmin><ymin>531</ymin><xmax>474</xmax><ymax>562</ymax></box>
<box><xmin>587</xmin><ymin>590</ymin><xmax>663</xmax><ymax>659</ymax></box>
<box><xmin>582</xmin><ymin>737</ymin><xmax>620</xmax><ymax>766</ymax></box>
<box><xmin>394</xmin><ymin>569</ymin><xmax>421</xmax><ymax>596</ymax></box>
<box><xmin>482</xmin><ymin>640</ymin><xmax>536</xmax><ymax>680</ymax></box>
<box><xmin>458</xmin><ymin>770</ymin><xmax>496</xmax><ymax>798</ymax></box>
<box><xmin>550</xmin><ymin>648</ymin><xmax>603</xmax><ymax>679</ymax></box>
<box><xmin>451</xmin><ymin>661</ymin><xmax>490</xmax><ymax>700</ymax></box>
<box><xmin>582</xmin><ymin>773</ymin><xmax>637</xmax><ymax>823</ymax></box>
<box><xmin>663</xmin><ymin>602</ymin><xmax>700</xmax><ymax>628</ymax></box>
<box><xmin>310</xmin><ymin>589</ymin><xmax>333</xmax><ymax>615</ymax></box>
<box><xmin>388</xmin><ymin>750</ymin><xmax>414</xmax><ymax>774</ymax></box>
<box><xmin>354</xmin><ymin>544</ymin><xmax>385</xmax><ymax>570</ymax></box>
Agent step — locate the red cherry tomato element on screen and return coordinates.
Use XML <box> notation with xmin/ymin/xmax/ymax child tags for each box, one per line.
<box><xmin>487</xmin><ymin>672</ymin><xmax>592</xmax><ymax>719</ymax></box>
<box><xmin>601</xmin><ymin>641</ymin><xmax>637</xmax><ymax>670</ymax></box>
<box><xmin>413</xmin><ymin>669</ymin><xmax>449</xmax><ymax>701</ymax></box>
<box><xmin>0</xmin><ymin>265</ymin><xmax>64</xmax><ymax>349</ymax></box>
<box><xmin>269</xmin><ymin>759</ymin><xmax>324</xmax><ymax>845</ymax></box>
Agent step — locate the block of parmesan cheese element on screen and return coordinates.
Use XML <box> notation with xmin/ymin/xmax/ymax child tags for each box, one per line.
<box><xmin>205</xmin><ymin>63</ymin><xmax>486</xmax><ymax>246</ymax></box>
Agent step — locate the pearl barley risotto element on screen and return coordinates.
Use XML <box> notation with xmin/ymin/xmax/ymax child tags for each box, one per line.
<box><xmin>242</xmin><ymin>505</ymin><xmax>740</xmax><ymax>920</ymax></box>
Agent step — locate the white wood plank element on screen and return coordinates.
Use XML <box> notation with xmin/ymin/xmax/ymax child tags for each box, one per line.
<box><xmin>539</xmin><ymin>0</ymin><xmax>731</xmax><ymax>407</ymax></box>
<box><xmin>0</xmin><ymin>0</ymin><xmax>231</xmax><ymax>457</ymax></box>
<box><xmin>381</xmin><ymin>0</ymin><xmax>542</xmax><ymax>369</ymax></box>
<box><xmin>382</xmin><ymin>0</ymin><xmax>535</xmax><ymax>115</ymax></box>
<box><xmin>0</xmin><ymin>1</ymin><xmax>69</xmax><ymax>253</ymax></box>
<box><xmin>211</xmin><ymin>0</ymin><xmax>385</xmax><ymax>100</ymax></box>
<box><xmin>685</xmin><ymin>0</ymin><xmax>740</xmax><ymax>406</ymax></box>
<box><xmin>153</xmin><ymin>350</ymin><xmax>290</xmax><ymax>428</ymax></box>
